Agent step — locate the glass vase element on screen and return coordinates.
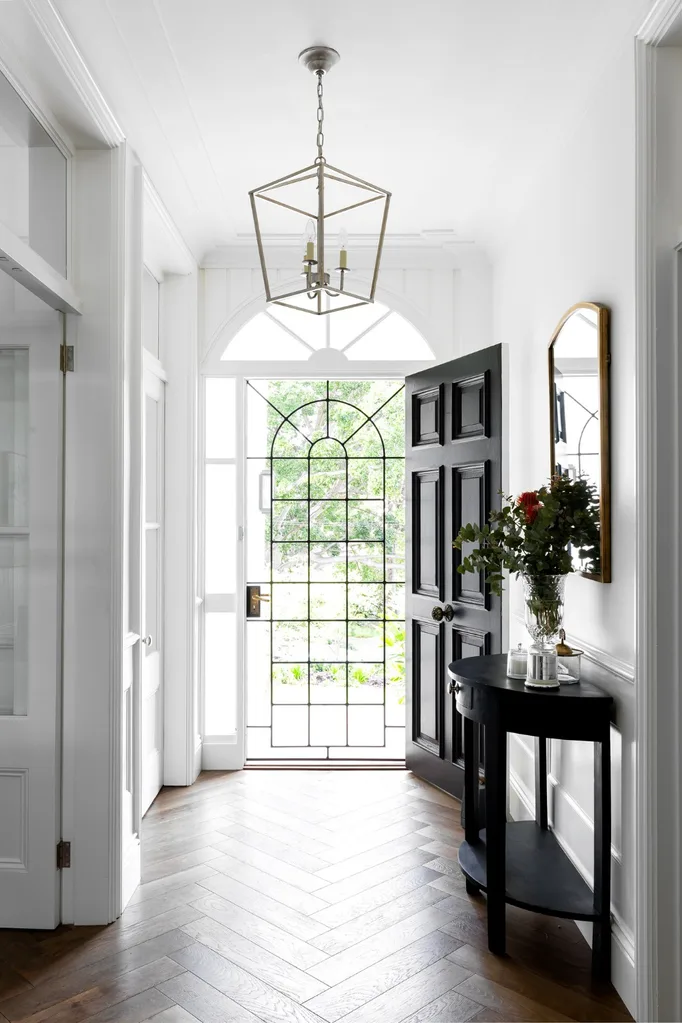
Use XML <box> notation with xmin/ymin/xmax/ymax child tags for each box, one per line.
<box><xmin>522</xmin><ymin>574</ymin><xmax>567</xmax><ymax>646</ymax></box>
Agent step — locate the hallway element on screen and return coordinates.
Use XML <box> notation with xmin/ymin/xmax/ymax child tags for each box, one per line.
<box><xmin>0</xmin><ymin>771</ymin><xmax>630</xmax><ymax>1022</ymax></box>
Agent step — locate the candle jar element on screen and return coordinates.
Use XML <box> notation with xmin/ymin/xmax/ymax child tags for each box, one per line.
<box><xmin>557</xmin><ymin>648</ymin><xmax>582</xmax><ymax>684</ymax></box>
<box><xmin>506</xmin><ymin>643</ymin><xmax>528</xmax><ymax>679</ymax></box>
<box><xmin>525</xmin><ymin>643</ymin><xmax>559</xmax><ymax>688</ymax></box>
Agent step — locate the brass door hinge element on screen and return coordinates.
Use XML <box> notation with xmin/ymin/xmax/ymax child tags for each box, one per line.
<box><xmin>60</xmin><ymin>344</ymin><xmax>74</xmax><ymax>373</ymax></box>
<box><xmin>56</xmin><ymin>840</ymin><xmax>71</xmax><ymax>869</ymax></box>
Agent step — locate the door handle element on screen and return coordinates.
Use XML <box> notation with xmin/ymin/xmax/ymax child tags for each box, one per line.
<box><xmin>431</xmin><ymin>604</ymin><xmax>455</xmax><ymax>623</ymax></box>
<box><xmin>247</xmin><ymin>584</ymin><xmax>270</xmax><ymax>618</ymax></box>
<box><xmin>142</xmin><ymin>635</ymin><xmax>152</xmax><ymax>646</ymax></box>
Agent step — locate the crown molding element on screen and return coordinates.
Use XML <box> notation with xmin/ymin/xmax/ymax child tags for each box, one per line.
<box><xmin>637</xmin><ymin>0</ymin><xmax>682</xmax><ymax>44</ymax></box>
<box><xmin>142</xmin><ymin>172</ymin><xmax>195</xmax><ymax>278</ymax></box>
<box><xmin>21</xmin><ymin>0</ymin><xmax>125</xmax><ymax>147</ymax></box>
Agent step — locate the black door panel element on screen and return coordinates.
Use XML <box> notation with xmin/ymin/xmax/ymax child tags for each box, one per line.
<box><xmin>406</xmin><ymin>346</ymin><xmax>503</xmax><ymax>798</ymax></box>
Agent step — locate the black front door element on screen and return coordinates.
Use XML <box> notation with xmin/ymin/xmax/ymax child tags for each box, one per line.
<box><xmin>406</xmin><ymin>345</ymin><xmax>503</xmax><ymax>798</ymax></box>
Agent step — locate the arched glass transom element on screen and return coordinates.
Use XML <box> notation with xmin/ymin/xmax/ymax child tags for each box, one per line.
<box><xmin>222</xmin><ymin>302</ymin><xmax>434</xmax><ymax>361</ymax></box>
<box><xmin>245</xmin><ymin>379</ymin><xmax>406</xmax><ymax>760</ymax></box>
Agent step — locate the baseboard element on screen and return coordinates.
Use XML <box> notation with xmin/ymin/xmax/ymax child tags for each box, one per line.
<box><xmin>508</xmin><ymin>770</ymin><xmax>636</xmax><ymax>1017</ymax></box>
<box><xmin>201</xmin><ymin>736</ymin><xmax>243</xmax><ymax>771</ymax></box>
<box><xmin>574</xmin><ymin>918</ymin><xmax>637</xmax><ymax>1018</ymax></box>
<box><xmin>120</xmin><ymin>835</ymin><xmax>140</xmax><ymax>914</ymax></box>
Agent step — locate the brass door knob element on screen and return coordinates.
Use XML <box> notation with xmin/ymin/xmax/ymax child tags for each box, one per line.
<box><xmin>431</xmin><ymin>605</ymin><xmax>454</xmax><ymax>623</ymax></box>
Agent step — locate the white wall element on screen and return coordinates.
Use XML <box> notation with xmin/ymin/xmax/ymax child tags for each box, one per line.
<box><xmin>492</xmin><ymin>38</ymin><xmax>637</xmax><ymax>1013</ymax></box>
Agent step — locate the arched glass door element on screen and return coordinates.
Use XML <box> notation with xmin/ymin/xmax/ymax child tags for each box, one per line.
<box><xmin>245</xmin><ymin>380</ymin><xmax>405</xmax><ymax>760</ymax></box>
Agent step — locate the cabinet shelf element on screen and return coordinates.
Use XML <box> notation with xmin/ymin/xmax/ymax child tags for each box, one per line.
<box><xmin>458</xmin><ymin>821</ymin><xmax>597</xmax><ymax>921</ymax></box>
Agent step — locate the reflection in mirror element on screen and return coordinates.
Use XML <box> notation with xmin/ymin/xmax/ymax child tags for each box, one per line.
<box><xmin>549</xmin><ymin>303</ymin><xmax>610</xmax><ymax>582</ymax></box>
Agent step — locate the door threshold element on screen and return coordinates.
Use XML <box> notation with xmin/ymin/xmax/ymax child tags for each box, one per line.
<box><xmin>244</xmin><ymin>759</ymin><xmax>407</xmax><ymax>770</ymax></box>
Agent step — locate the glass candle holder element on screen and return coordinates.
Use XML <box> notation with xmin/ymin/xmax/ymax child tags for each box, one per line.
<box><xmin>557</xmin><ymin>649</ymin><xmax>582</xmax><ymax>684</ymax></box>
<box><xmin>525</xmin><ymin>643</ymin><xmax>559</xmax><ymax>688</ymax></box>
<box><xmin>507</xmin><ymin>644</ymin><xmax>528</xmax><ymax>679</ymax></box>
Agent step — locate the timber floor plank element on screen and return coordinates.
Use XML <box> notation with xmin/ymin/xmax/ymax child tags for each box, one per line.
<box><xmin>180</xmin><ymin>916</ymin><xmax>328</xmax><ymax>1003</ymax></box>
<box><xmin>302</xmin><ymin>930</ymin><xmax>462</xmax><ymax>1023</ymax></box>
<box><xmin>0</xmin><ymin>770</ymin><xmax>632</xmax><ymax>1023</ymax></box>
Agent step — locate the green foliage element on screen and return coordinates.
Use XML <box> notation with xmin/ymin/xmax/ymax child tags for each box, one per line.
<box><xmin>253</xmin><ymin>380</ymin><xmax>407</xmax><ymax>708</ymax></box>
<box><xmin>454</xmin><ymin>475</ymin><xmax>601</xmax><ymax>596</ymax></box>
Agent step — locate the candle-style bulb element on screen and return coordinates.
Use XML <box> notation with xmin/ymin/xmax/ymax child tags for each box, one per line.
<box><xmin>338</xmin><ymin>227</ymin><xmax>348</xmax><ymax>270</ymax></box>
<box><xmin>303</xmin><ymin>219</ymin><xmax>316</xmax><ymax>263</ymax></box>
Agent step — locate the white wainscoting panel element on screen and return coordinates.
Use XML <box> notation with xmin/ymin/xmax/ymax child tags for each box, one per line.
<box><xmin>0</xmin><ymin>769</ymin><xmax>28</xmax><ymax>868</ymax></box>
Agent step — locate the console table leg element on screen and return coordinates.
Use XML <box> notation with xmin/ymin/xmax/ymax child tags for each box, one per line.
<box><xmin>463</xmin><ymin>716</ymin><xmax>479</xmax><ymax>845</ymax></box>
<box><xmin>485</xmin><ymin>719</ymin><xmax>507</xmax><ymax>955</ymax></box>
<box><xmin>592</xmin><ymin>729</ymin><xmax>611</xmax><ymax>979</ymax></box>
<box><xmin>534</xmin><ymin>736</ymin><xmax>548</xmax><ymax>830</ymax></box>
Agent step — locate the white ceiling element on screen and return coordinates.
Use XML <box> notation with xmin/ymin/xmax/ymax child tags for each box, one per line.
<box><xmin>53</xmin><ymin>0</ymin><xmax>653</xmax><ymax>261</ymax></box>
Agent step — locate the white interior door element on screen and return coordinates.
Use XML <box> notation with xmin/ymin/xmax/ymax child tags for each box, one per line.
<box><xmin>0</xmin><ymin>296</ymin><xmax>62</xmax><ymax>927</ymax></box>
<box><xmin>141</xmin><ymin>364</ymin><xmax>165</xmax><ymax>816</ymax></box>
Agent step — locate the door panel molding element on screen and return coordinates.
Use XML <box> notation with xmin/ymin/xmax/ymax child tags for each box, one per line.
<box><xmin>411</xmin><ymin>466</ymin><xmax>444</xmax><ymax>600</ymax></box>
<box><xmin>452</xmin><ymin>461</ymin><xmax>490</xmax><ymax>609</ymax></box>
<box><xmin>411</xmin><ymin>617</ymin><xmax>444</xmax><ymax>759</ymax></box>
<box><xmin>411</xmin><ymin>384</ymin><xmax>444</xmax><ymax>447</ymax></box>
<box><xmin>452</xmin><ymin>370</ymin><xmax>490</xmax><ymax>441</ymax></box>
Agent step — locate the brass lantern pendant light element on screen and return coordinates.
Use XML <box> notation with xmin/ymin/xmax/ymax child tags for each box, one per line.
<box><xmin>249</xmin><ymin>45</ymin><xmax>391</xmax><ymax>316</ymax></box>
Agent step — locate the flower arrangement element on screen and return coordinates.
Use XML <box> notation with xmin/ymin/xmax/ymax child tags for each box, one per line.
<box><xmin>454</xmin><ymin>475</ymin><xmax>601</xmax><ymax>597</ymax></box>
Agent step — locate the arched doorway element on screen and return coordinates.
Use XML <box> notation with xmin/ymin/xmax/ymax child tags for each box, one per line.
<box><xmin>201</xmin><ymin>301</ymin><xmax>436</xmax><ymax>767</ymax></box>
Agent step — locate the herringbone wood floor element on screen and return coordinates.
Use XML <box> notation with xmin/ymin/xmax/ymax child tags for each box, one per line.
<box><xmin>0</xmin><ymin>770</ymin><xmax>632</xmax><ymax>1022</ymax></box>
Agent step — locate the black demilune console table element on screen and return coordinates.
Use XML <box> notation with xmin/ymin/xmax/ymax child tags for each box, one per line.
<box><xmin>447</xmin><ymin>653</ymin><xmax>613</xmax><ymax>979</ymax></box>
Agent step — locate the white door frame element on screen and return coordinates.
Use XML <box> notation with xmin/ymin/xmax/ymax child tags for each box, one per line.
<box><xmin>635</xmin><ymin>3</ymin><xmax>682</xmax><ymax>1020</ymax></box>
<box><xmin>140</xmin><ymin>353</ymin><xmax>166</xmax><ymax>815</ymax></box>
<box><xmin>199</xmin><ymin>360</ymin><xmax>434</xmax><ymax>773</ymax></box>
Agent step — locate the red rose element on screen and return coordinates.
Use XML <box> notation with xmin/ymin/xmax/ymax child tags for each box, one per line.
<box><xmin>518</xmin><ymin>491</ymin><xmax>542</xmax><ymax>524</ymax></box>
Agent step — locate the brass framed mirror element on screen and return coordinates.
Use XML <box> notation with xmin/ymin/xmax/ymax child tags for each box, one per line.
<box><xmin>548</xmin><ymin>302</ymin><xmax>611</xmax><ymax>582</ymax></box>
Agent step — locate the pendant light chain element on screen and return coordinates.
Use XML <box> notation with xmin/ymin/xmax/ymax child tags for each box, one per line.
<box><xmin>315</xmin><ymin>70</ymin><xmax>325</xmax><ymax>163</ymax></box>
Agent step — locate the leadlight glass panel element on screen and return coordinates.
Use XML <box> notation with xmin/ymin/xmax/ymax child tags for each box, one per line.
<box><xmin>246</xmin><ymin>380</ymin><xmax>405</xmax><ymax>758</ymax></box>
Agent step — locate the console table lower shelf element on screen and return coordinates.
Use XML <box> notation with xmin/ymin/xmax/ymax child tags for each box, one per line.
<box><xmin>459</xmin><ymin>821</ymin><xmax>596</xmax><ymax>920</ymax></box>
<box><xmin>448</xmin><ymin>653</ymin><xmax>613</xmax><ymax>979</ymax></box>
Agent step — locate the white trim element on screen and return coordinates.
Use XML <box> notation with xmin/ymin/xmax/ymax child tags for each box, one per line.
<box><xmin>0</xmin><ymin>32</ymin><xmax>75</xmax><ymax>158</ymax></box>
<box><xmin>142</xmin><ymin>173</ymin><xmax>195</xmax><ymax>279</ymax></box>
<box><xmin>107</xmin><ymin>143</ymin><xmax>126</xmax><ymax>923</ymax></box>
<box><xmin>202</xmin><ymin>736</ymin><xmax>241</xmax><ymax>771</ymax></box>
<box><xmin>635</xmin><ymin>33</ymin><xmax>658</xmax><ymax>1023</ymax></box>
<box><xmin>0</xmin><ymin>220</ymin><xmax>81</xmax><ymax>315</ymax></box>
<box><xmin>638</xmin><ymin>0</ymin><xmax>682</xmax><ymax>43</ymax></box>
<box><xmin>21</xmin><ymin>0</ymin><xmax>125</xmax><ymax>147</ymax></box>
<box><xmin>634</xmin><ymin>7</ymin><xmax>682</xmax><ymax>1017</ymax></box>
<box><xmin>143</xmin><ymin>348</ymin><xmax>168</xmax><ymax>384</ymax></box>
<box><xmin>162</xmin><ymin>271</ymin><xmax>200</xmax><ymax>788</ymax></box>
